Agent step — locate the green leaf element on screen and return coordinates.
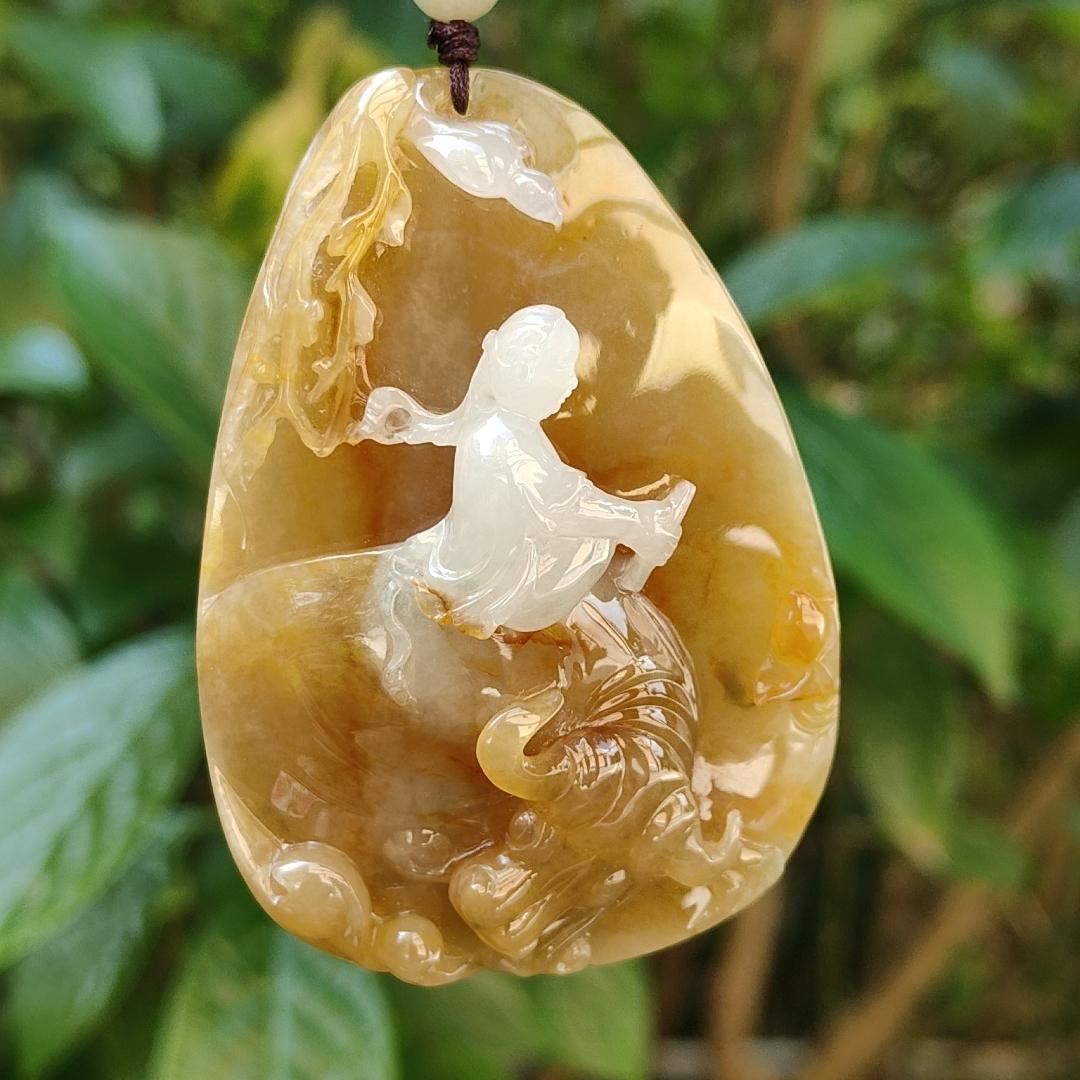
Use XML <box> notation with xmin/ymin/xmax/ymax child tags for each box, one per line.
<box><xmin>1</xmin><ymin>500</ymin><xmax>87</xmax><ymax>589</ymax></box>
<box><xmin>723</xmin><ymin>215</ymin><xmax>934</xmax><ymax>327</ymax></box>
<box><xmin>0</xmin><ymin>568</ymin><xmax>80</xmax><ymax>718</ymax></box>
<box><xmin>72</xmin><ymin>536</ymin><xmax>198</xmax><ymax>649</ymax></box>
<box><xmin>47</xmin><ymin>208</ymin><xmax>248</xmax><ymax>474</ymax></box>
<box><xmin>0</xmin><ymin>627</ymin><xmax>200</xmax><ymax>967</ymax></box>
<box><xmin>389</xmin><ymin>973</ymin><xmax>540</xmax><ymax>1080</ymax></box>
<box><xmin>1060</xmin><ymin>490</ymin><xmax>1080</xmax><ymax>590</ymax></box>
<box><xmin>945</xmin><ymin>815</ymin><xmax>1027</xmax><ymax>891</ymax></box>
<box><xmin>137</xmin><ymin>34</ymin><xmax>257</xmax><ymax>146</ymax></box>
<box><xmin>0</xmin><ymin>172</ymin><xmax>83</xmax><ymax>282</ymax></box>
<box><xmin>922</xmin><ymin>0</ymin><xmax>1080</xmax><ymax>13</ymax></box>
<box><xmin>265</xmin><ymin>935</ymin><xmax>398</xmax><ymax>1080</ymax></box>
<box><xmin>7</xmin><ymin>814</ymin><xmax>196</xmax><ymax>1079</ymax></box>
<box><xmin>0</xmin><ymin>324</ymin><xmax>91</xmax><ymax>399</ymax></box>
<box><xmin>346</xmin><ymin>3</ymin><xmax>430</xmax><ymax>67</ymax></box>
<box><xmin>846</xmin><ymin>607</ymin><xmax>969</xmax><ymax>871</ymax></box>
<box><xmin>390</xmin><ymin>962</ymin><xmax>651</xmax><ymax>1080</ymax></box>
<box><xmin>212</xmin><ymin>8</ymin><xmax>386</xmax><ymax>256</ymax></box>
<box><xmin>977</xmin><ymin>166</ymin><xmax>1080</xmax><ymax>276</ymax></box>
<box><xmin>8</xmin><ymin>9</ymin><xmax>163</xmax><ymax>160</ymax></box>
<box><xmin>925</xmin><ymin>43</ymin><xmax>1024</xmax><ymax>132</ymax></box>
<box><xmin>821</xmin><ymin>0</ymin><xmax>904</xmax><ymax>82</ymax></box>
<box><xmin>6</xmin><ymin>12</ymin><xmax>253</xmax><ymax>157</ymax></box>
<box><xmin>784</xmin><ymin>389</ymin><xmax>1018</xmax><ymax>700</ymax></box>
<box><xmin>57</xmin><ymin>416</ymin><xmax>174</xmax><ymax>503</ymax></box>
<box><xmin>534</xmin><ymin>962</ymin><xmax>652</xmax><ymax>1080</ymax></box>
<box><xmin>1011</xmin><ymin>516</ymin><xmax>1080</xmax><ymax>654</ymax></box>
<box><xmin>846</xmin><ymin>607</ymin><xmax>1028</xmax><ymax>885</ymax></box>
<box><xmin>151</xmin><ymin>894</ymin><xmax>399</xmax><ymax>1080</ymax></box>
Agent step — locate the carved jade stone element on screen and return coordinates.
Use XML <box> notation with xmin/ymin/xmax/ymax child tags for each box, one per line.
<box><xmin>197</xmin><ymin>67</ymin><xmax>839</xmax><ymax>985</ymax></box>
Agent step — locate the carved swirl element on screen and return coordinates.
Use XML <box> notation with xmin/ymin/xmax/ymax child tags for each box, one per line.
<box><xmin>441</xmin><ymin>580</ymin><xmax>741</xmax><ymax>966</ymax></box>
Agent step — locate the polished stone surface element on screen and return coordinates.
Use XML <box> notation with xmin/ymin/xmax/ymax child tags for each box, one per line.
<box><xmin>198</xmin><ymin>67</ymin><xmax>839</xmax><ymax>985</ymax></box>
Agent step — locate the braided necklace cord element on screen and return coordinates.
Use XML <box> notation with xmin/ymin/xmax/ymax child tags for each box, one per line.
<box><xmin>427</xmin><ymin>19</ymin><xmax>480</xmax><ymax>114</ymax></box>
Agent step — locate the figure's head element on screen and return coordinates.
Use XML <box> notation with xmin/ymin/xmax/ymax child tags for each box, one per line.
<box><xmin>477</xmin><ymin>305</ymin><xmax>580</xmax><ymax>420</ymax></box>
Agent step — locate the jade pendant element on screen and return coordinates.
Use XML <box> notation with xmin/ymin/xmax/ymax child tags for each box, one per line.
<box><xmin>197</xmin><ymin>67</ymin><xmax>839</xmax><ymax>985</ymax></box>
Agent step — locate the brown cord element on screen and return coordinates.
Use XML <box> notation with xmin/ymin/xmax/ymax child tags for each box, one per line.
<box><xmin>427</xmin><ymin>19</ymin><xmax>479</xmax><ymax>115</ymax></box>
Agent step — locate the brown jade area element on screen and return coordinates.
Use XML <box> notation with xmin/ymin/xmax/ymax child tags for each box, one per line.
<box><xmin>197</xmin><ymin>67</ymin><xmax>839</xmax><ymax>985</ymax></box>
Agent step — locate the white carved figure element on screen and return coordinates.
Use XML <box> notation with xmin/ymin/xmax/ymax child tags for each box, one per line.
<box><xmin>355</xmin><ymin>305</ymin><xmax>695</xmax><ymax>638</ymax></box>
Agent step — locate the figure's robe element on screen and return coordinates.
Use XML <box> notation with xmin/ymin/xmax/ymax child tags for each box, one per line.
<box><xmin>401</xmin><ymin>410</ymin><xmax>622</xmax><ymax>635</ymax></box>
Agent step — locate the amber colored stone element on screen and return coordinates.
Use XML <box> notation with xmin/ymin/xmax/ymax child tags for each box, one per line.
<box><xmin>197</xmin><ymin>67</ymin><xmax>839</xmax><ymax>985</ymax></box>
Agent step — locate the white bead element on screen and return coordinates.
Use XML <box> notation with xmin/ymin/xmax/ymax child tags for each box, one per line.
<box><xmin>413</xmin><ymin>0</ymin><xmax>497</xmax><ymax>21</ymax></box>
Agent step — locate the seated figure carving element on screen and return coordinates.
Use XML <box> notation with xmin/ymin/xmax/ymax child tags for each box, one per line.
<box><xmin>341</xmin><ymin>305</ymin><xmax>743</xmax><ymax>975</ymax></box>
<box><xmin>355</xmin><ymin>304</ymin><xmax>695</xmax><ymax>637</ymax></box>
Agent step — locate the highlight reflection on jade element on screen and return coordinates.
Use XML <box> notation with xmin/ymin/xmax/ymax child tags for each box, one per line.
<box><xmin>197</xmin><ymin>66</ymin><xmax>839</xmax><ymax>985</ymax></box>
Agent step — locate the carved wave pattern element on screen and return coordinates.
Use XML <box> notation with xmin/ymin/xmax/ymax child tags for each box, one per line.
<box><xmin>438</xmin><ymin>580</ymin><xmax>743</xmax><ymax>972</ymax></box>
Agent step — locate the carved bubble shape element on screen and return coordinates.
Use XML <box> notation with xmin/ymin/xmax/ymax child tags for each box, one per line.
<box><xmin>197</xmin><ymin>67</ymin><xmax>839</xmax><ymax>985</ymax></box>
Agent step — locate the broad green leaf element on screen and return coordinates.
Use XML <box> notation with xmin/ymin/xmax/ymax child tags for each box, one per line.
<box><xmin>149</xmin><ymin>892</ymin><xmax>266</xmax><ymax>1080</ymax></box>
<box><xmin>784</xmin><ymin>389</ymin><xmax>1018</xmax><ymax>699</ymax></box>
<box><xmin>151</xmin><ymin>894</ymin><xmax>398</xmax><ymax>1080</ymax></box>
<box><xmin>346</xmin><ymin>3</ymin><xmax>430</xmax><ymax>66</ymax></box>
<box><xmin>214</xmin><ymin>9</ymin><xmax>386</xmax><ymax>256</ymax></box>
<box><xmin>389</xmin><ymin>973</ymin><xmax>540</xmax><ymax>1080</ymax></box>
<box><xmin>925</xmin><ymin>43</ymin><xmax>1024</xmax><ymax>132</ymax></box>
<box><xmin>137</xmin><ymin>34</ymin><xmax>257</xmax><ymax>146</ymax></box>
<box><xmin>847</xmin><ymin>607</ymin><xmax>1027</xmax><ymax>885</ymax></box>
<box><xmin>6</xmin><ymin>13</ymin><xmax>252</xmax><ymax>156</ymax></box>
<box><xmin>47</xmin><ymin>208</ymin><xmax>248</xmax><ymax>474</ymax></box>
<box><xmin>0</xmin><ymin>324</ymin><xmax>91</xmax><ymax>399</ymax></box>
<box><xmin>1043</xmin><ymin>8</ymin><xmax>1080</xmax><ymax>36</ymax></box>
<box><xmin>0</xmin><ymin>568</ymin><xmax>80</xmax><ymax>717</ymax></box>
<box><xmin>977</xmin><ymin>166</ymin><xmax>1080</xmax><ymax>276</ymax></box>
<box><xmin>7</xmin><ymin>814</ymin><xmax>195</xmax><ymax>1079</ymax></box>
<box><xmin>821</xmin><ymin>0</ymin><xmax>904</xmax><ymax>81</ymax></box>
<box><xmin>0</xmin><ymin>172</ymin><xmax>83</xmax><ymax>284</ymax></box>
<box><xmin>8</xmin><ymin>9</ymin><xmax>163</xmax><ymax>160</ymax></box>
<box><xmin>267</xmin><ymin>936</ymin><xmax>398</xmax><ymax>1080</ymax></box>
<box><xmin>723</xmin><ymin>216</ymin><xmax>934</xmax><ymax>327</ymax></box>
<box><xmin>846</xmin><ymin>606</ymin><xmax>969</xmax><ymax>871</ymax></box>
<box><xmin>533</xmin><ymin>962</ymin><xmax>652</xmax><ymax>1080</ymax></box>
<box><xmin>57</xmin><ymin>415</ymin><xmax>174</xmax><ymax>503</ymax></box>
<box><xmin>70</xmin><ymin>529</ymin><xmax>198</xmax><ymax>648</ymax></box>
<box><xmin>1012</xmin><ymin>517</ymin><xmax>1080</xmax><ymax>654</ymax></box>
<box><xmin>213</xmin><ymin>80</ymin><xmax>328</xmax><ymax>258</ymax></box>
<box><xmin>1</xmin><ymin>500</ymin><xmax>87</xmax><ymax>589</ymax></box>
<box><xmin>922</xmin><ymin>0</ymin><xmax>1080</xmax><ymax>12</ymax></box>
<box><xmin>1060</xmin><ymin>491</ymin><xmax>1080</xmax><ymax>588</ymax></box>
<box><xmin>946</xmin><ymin>815</ymin><xmax>1027</xmax><ymax>891</ymax></box>
<box><xmin>0</xmin><ymin>627</ymin><xmax>200</xmax><ymax>967</ymax></box>
<box><xmin>390</xmin><ymin>961</ymin><xmax>651</xmax><ymax>1080</ymax></box>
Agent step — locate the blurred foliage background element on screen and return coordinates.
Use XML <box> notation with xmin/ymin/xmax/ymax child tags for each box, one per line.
<box><xmin>1</xmin><ymin>0</ymin><xmax>1079</xmax><ymax>1078</ymax></box>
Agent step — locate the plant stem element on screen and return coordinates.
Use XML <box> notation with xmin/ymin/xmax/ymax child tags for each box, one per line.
<box><xmin>709</xmin><ymin>883</ymin><xmax>784</xmax><ymax>1080</ymax></box>
<box><xmin>763</xmin><ymin>0</ymin><xmax>834</xmax><ymax>233</ymax></box>
<box><xmin>795</xmin><ymin>718</ymin><xmax>1080</xmax><ymax>1080</ymax></box>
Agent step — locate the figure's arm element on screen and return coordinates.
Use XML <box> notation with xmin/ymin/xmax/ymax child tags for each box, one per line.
<box><xmin>506</xmin><ymin>456</ymin><xmax>638</xmax><ymax>539</ymax></box>
<box><xmin>616</xmin><ymin>480</ymin><xmax>695</xmax><ymax>591</ymax></box>
<box><xmin>570</xmin><ymin>482</ymin><xmax>660</xmax><ymax>543</ymax></box>
<box><xmin>531</xmin><ymin>455</ymin><xmax>692</xmax><ymax>557</ymax></box>
<box><xmin>350</xmin><ymin>386</ymin><xmax>461</xmax><ymax>447</ymax></box>
<box><xmin>504</xmin><ymin>452</ymin><xmax>694</xmax><ymax>596</ymax></box>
